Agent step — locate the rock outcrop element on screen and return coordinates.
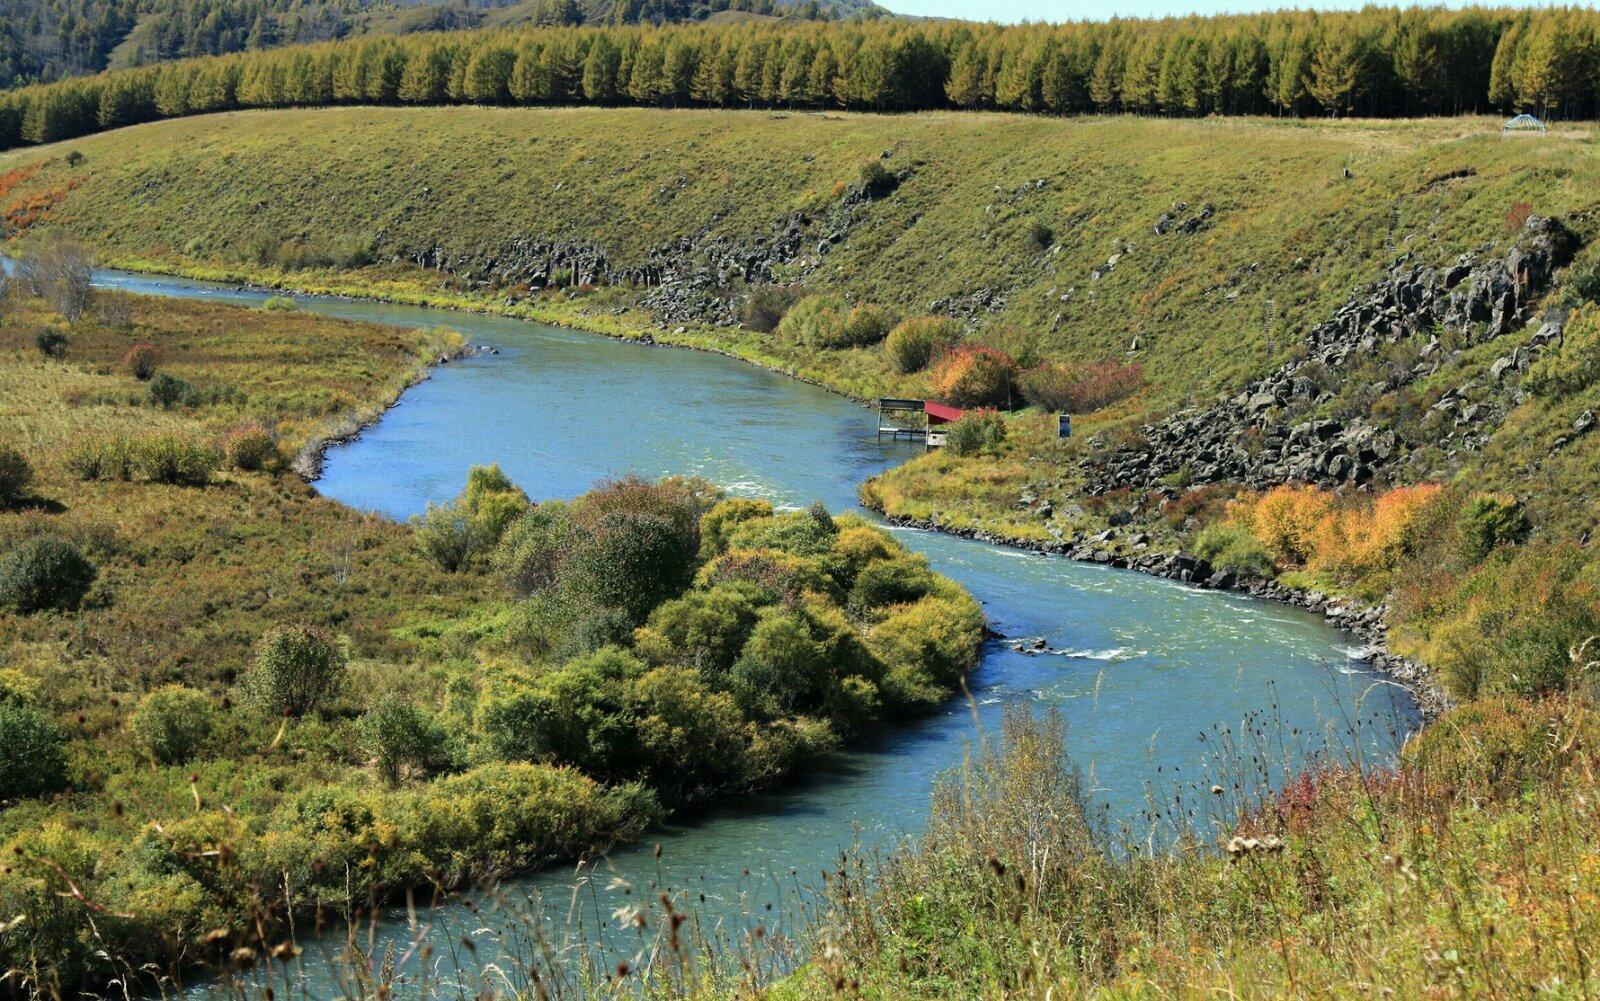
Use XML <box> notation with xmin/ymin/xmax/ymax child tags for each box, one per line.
<box><xmin>394</xmin><ymin>168</ymin><xmax>910</xmax><ymax>328</ymax></box>
<box><xmin>1087</xmin><ymin>216</ymin><xmax>1579</xmax><ymax>494</ymax></box>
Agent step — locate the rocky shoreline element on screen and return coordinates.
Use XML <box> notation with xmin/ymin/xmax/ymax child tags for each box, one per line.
<box><xmin>874</xmin><ymin>509</ymin><xmax>1451</xmax><ymax>721</ymax></box>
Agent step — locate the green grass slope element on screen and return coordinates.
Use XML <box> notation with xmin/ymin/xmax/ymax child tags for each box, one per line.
<box><xmin>5</xmin><ymin>108</ymin><xmax>1599</xmax><ymax>405</ymax></box>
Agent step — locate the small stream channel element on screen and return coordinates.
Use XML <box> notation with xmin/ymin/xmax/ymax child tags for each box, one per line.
<box><xmin>86</xmin><ymin>269</ymin><xmax>1418</xmax><ymax>993</ymax></box>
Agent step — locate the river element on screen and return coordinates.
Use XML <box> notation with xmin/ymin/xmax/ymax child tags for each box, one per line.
<box><xmin>87</xmin><ymin>269</ymin><xmax>1417</xmax><ymax>994</ymax></box>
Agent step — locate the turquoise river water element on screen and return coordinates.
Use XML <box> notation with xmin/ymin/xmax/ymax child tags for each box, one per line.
<box><xmin>87</xmin><ymin>269</ymin><xmax>1418</xmax><ymax>993</ymax></box>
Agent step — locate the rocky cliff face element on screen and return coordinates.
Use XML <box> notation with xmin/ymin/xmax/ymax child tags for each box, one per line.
<box><xmin>1086</xmin><ymin>216</ymin><xmax>1580</xmax><ymax>495</ymax></box>
<box><xmin>395</xmin><ymin>170</ymin><xmax>904</xmax><ymax>327</ymax></box>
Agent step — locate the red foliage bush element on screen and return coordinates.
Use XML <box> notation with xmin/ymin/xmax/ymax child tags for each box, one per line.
<box><xmin>1505</xmin><ymin>200</ymin><xmax>1533</xmax><ymax>235</ymax></box>
<box><xmin>123</xmin><ymin>341</ymin><xmax>160</xmax><ymax>381</ymax></box>
<box><xmin>1019</xmin><ymin>360</ymin><xmax>1143</xmax><ymax>414</ymax></box>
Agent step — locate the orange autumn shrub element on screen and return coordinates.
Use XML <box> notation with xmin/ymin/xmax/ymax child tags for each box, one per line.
<box><xmin>927</xmin><ymin>345</ymin><xmax>1020</xmax><ymax>409</ymax></box>
<box><xmin>1227</xmin><ymin>483</ymin><xmax>1443</xmax><ymax>577</ymax></box>
<box><xmin>1233</xmin><ymin>484</ymin><xmax>1332</xmax><ymax>567</ymax></box>
<box><xmin>1312</xmin><ymin>483</ymin><xmax>1443</xmax><ymax>577</ymax></box>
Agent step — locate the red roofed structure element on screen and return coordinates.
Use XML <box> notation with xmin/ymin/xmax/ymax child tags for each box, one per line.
<box><xmin>923</xmin><ymin>401</ymin><xmax>965</xmax><ymax>425</ymax></box>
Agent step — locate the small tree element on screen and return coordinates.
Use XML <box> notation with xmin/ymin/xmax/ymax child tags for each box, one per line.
<box><xmin>129</xmin><ymin>685</ymin><xmax>215</xmax><ymax>765</ymax></box>
<box><xmin>358</xmin><ymin>696</ymin><xmax>452</xmax><ymax>785</ymax></box>
<box><xmin>0</xmin><ymin>444</ymin><xmax>32</xmax><ymax>506</ymax></box>
<box><xmin>243</xmin><ymin>624</ymin><xmax>346</xmax><ymax>717</ymax></box>
<box><xmin>17</xmin><ymin>232</ymin><xmax>95</xmax><ymax>324</ymax></box>
<box><xmin>0</xmin><ymin>536</ymin><xmax>97</xmax><ymax>613</ymax></box>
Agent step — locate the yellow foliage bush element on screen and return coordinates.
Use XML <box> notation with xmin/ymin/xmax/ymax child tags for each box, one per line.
<box><xmin>1228</xmin><ymin>483</ymin><xmax>1442</xmax><ymax>578</ymax></box>
<box><xmin>1235</xmin><ymin>484</ymin><xmax>1332</xmax><ymax>567</ymax></box>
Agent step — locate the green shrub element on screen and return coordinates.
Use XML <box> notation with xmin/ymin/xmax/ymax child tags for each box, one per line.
<box><xmin>223</xmin><ymin>425</ymin><xmax>279</xmax><ymax>471</ymax></box>
<box><xmin>730</xmin><ymin>610</ymin><xmax>828</xmax><ymax>719</ymax></box>
<box><xmin>412</xmin><ymin>500</ymin><xmax>480</xmax><ymax>572</ymax></box>
<box><xmin>147</xmin><ymin>372</ymin><xmax>194</xmax><ymax>409</ymax></box>
<box><xmin>133</xmin><ymin>433</ymin><xmax>218</xmax><ymax>485</ymax></box>
<box><xmin>776</xmin><ymin>295</ymin><xmax>894</xmax><ymax>349</ymax></box>
<box><xmin>635</xmin><ymin>582</ymin><xmax>764</xmax><ymax>680</ymax></box>
<box><xmin>742</xmin><ymin>285</ymin><xmax>803</xmax><ymax>333</ymax></box>
<box><xmin>0</xmin><ymin>702</ymin><xmax>69</xmax><ymax>800</ymax></box>
<box><xmin>631</xmin><ymin>666</ymin><xmax>749</xmax><ymax>801</ymax></box>
<box><xmin>128</xmin><ymin>685</ymin><xmax>215</xmax><ymax>766</ymax></box>
<box><xmin>943</xmin><ymin>409</ymin><xmax>1008</xmax><ymax>456</ymax></box>
<box><xmin>1194</xmin><ymin>521</ymin><xmax>1276</xmax><ymax>578</ymax></box>
<box><xmin>538</xmin><ymin>478</ymin><xmax>704</xmax><ymax>623</ymax></box>
<box><xmin>777</xmin><ymin>293</ymin><xmax>847</xmax><ymax>345</ymax></box>
<box><xmin>261</xmin><ymin>296</ymin><xmax>298</xmax><ymax>311</ymax></box>
<box><xmin>34</xmin><ymin>329</ymin><xmax>69</xmax><ymax>359</ymax></box>
<box><xmin>1022</xmin><ymin>219</ymin><xmax>1055</xmax><ymax>252</ymax></box>
<box><xmin>414</xmin><ymin>465</ymin><xmax>530</xmax><ymax>571</ymax></box>
<box><xmin>870</xmin><ymin>596</ymin><xmax>984</xmax><ymax>698</ymax></box>
<box><xmin>242</xmin><ymin>624</ymin><xmax>347</xmax><ymax>717</ymax></box>
<box><xmin>885</xmin><ymin>316</ymin><xmax>961</xmax><ymax>374</ymax></box>
<box><xmin>495</xmin><ymin>501</ymin><xmax>574</xmax><ymax>595</ymax></box>
<box><xmin>63</xmin><ymin>436</ymin><xmax>134</xmax><ymax>481</ymax></box>
<box><xmin>1525</xmin><ymin>304</ymin><xmax>1599</xmax><ymax>397</ymax></box>
<box><xmin>726</xmin><ymin>508</ymin><xmax>839</xmax><ymax>558</ymax></box>
<box><xmin>561</xmin><ymin>509</ymin><xmax>698</xmax><ymax>623</ymax></box>
<box><xmin>856</xmin><ymin>157</ymin><xmax>897</xmax><ymax>198</ymax></box>
<box><xmin>358</xmin><ymin>696</ymin><xmax>454</xmax><ymax>785</ymax></box>
<box><xmin>0</xmin><ymin>444</ymin><xmax>32</xmax><ymax>505</ymax></box>
<box><xmin>0</xmin><ymin>536</ymin><xmax>97</xmax><ymax>613</ymax></box>
<box><xmin>848</xmin><ymin>556</ymin><xmax>935</xmax><ymax>613</ymax></box>
<box><xmin>697</xmin><ymin>547</ymin><xmax>832</xmax><ymax>603</ymax></box>
<box><xmin>833</xmin><ymin>304</ymin><xmax>898</xmax><ymax>348</ymax></box>
<box><xmin>830</xmin><ymin>522</ymin><xmax>899</xmax><ymax>586</ymax></box>
<box><xmin>1412</xmin><ymin>545</ymin><xmax>1599</xmax><ymax>699</ymax></box>
<box><xmin>1457</xmin><ymin>495</ymin><xmax>1532</xmax><ymax>561</ymax></box>
<box><xmin>478</xmin><ymin>647</ymin><xmax>644</xmax><ymax>777</ymax></box>
<box><xmin>123</xmin><ymin>341</ymin><xmax>160</xmax><ymax>381</ymax></box>
<box><xmin>699</xmin><ymin>497</ymin><xmax>775</xmax><ymax>559</ymax></box>
<box><xmin>1404</xmin><ymin>696</ymin><xmax>1599</xmax><ymax>798</ymax></box>
<box><xmin>462</xmin><ymin>463</ymin><xmax>529</xmax><ymax>544</ymax></box>
<box><xmin>0</xmin><ymin>667</ymin><xmax>40</xmax><ymax>706</ymax></box>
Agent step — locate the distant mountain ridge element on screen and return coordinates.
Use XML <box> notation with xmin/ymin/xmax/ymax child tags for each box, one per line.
<box><xmin>0</xmin><ymin>0</ymin><xmax>883</xmax><ymax>90</ymax></box>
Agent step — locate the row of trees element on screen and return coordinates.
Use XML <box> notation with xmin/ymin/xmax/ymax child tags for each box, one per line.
<box><xmin>0</xmin><ymin>0</ymin><xmax>862</xmax><ymax>90</ymax></box>
<box><xmin>6</xmin><ymin>7</ymin><xmax>1600</xmax><ymax>149</ymax></box>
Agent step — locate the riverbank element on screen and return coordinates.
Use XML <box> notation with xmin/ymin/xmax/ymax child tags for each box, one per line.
<box><xmin>289</xmin><ymin>331</ymin><xmax>480</xmax><ymax>481</ymax></box>
<box><xmin>100</xmin><ymin>255</ymin><xmax>894</xmax><ymax>411</ymax></box>
<box><xmin>870</xmin><ymin>507</ymin><xmax>1448</xmax><ymax>719</ymax></box>
<box><xmin>0</xmin><ymin>285</ymin><xmax>999</xmax><ymax>995</ymax></box>
<box><xmin>89</xmin><ymin>260</ymin><xmax>1451</xmax><ymax>724</ymax></box>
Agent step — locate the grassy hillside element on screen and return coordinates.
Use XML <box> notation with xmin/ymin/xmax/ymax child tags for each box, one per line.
<box><xmin>5</xmin><ymin>107</ymin><xmax>1599</xmax><ymax>408</ymax></box>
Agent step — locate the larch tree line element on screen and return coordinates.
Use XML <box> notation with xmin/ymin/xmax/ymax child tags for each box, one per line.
<box><xmin>6</xmin><ymin>6</ymin><xmax>1600</xmax><ymax>151</ymax></box>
